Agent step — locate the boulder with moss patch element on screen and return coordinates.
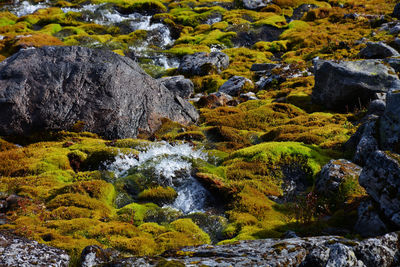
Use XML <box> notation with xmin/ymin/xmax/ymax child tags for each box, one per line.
<box><xmin>178</xmin><ymin>52</ymin><xmax>229</xmax><ymax>76</ymax></box>
<box><xmin>358</xmin><ymin>42</ymin><xmax>400</xmax><ymax>59</ymax></box>
<box><xmin>312</xmin><ymin>59</ymin><xmax>400</xmax><ymax>111</ymax></box>
<box><xmin>0</xmin><ymin>46</ymin><xmax>198</xmax><ymax>139</ymax></box>
<box><xmin>218</xmin><ymin>76</ymin><xmax>253</xmax><ymax>97</ymax></box>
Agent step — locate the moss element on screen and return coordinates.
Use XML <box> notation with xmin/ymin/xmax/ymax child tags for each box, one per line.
<box><xmin>109</xmin><ymin>235</ymin><xmax>157</xmax><ymax>255</ymax></box>
<box><xmin>166</xmin><ymin>43</ymin><xmax>211</xmax><ymax>56</ymax></box>
<box><xmin>47</xmin><ymin>193</ymin><xmax>112</xmax><ymax>217</ymax></box>
<box><xmin>175</xmin><ymin>131</ymin><xmax>206</xmax><ymax>141</ymax></box>
<box><xmin>117</xmin><ymin>202</ymin><xmax>159</xmax><ymax>225</ymax></box>
<box><xmin>138</xmin><ymin>186</ymin><xmax>178</xmax><ymax>205</ymax></box>
<box><xmin>138</xmin><ymin>222</ymin><xmax>168</xmax><ymax>236</ymax></box>
<box><xmin>252</xmin><ymin>14</ymin><xmax>287</xmax><ymax>28</ymax></box>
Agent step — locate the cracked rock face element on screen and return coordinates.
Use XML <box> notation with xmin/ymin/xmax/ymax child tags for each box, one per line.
<box><xmin>0</xmin><ymin>46</ymin><xmax>198</xmax><ymax>139</ymax></box>
<box><xmin>0</xmin><ymin>230</ymin><xmax>70</xmax><ymax>267</ymax></box>
<box><xmin>82</xmin><ymin>232</ymin><xmax>400</xmax><ymax>267</ymax></box>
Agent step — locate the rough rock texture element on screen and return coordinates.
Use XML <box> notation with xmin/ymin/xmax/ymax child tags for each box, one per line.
<box><xmin>355</xmin><ymin>200</ymin><xmax>388</xmax><ymax>237</ymax></box>
<box><xmin>178</xmin><ymin>52</ymin><xmax>229</xmax><ymax>76</ymax></box>
<box><xmin>358</xmin><ymin>42</ymin><xmax>400</xmax><ymax>59</ymax></box>
<box><xmin>0</xmin><ymin>230</ymin><xmax>70</xmax><ymax>266</ymax></box>
<box><xmin>242</xmin><ymin>0</ymin><xmax>271</xmax><ymax>10</ymax></box>
<box><xmin>393</xmin><ymin>3</ymin><xmax>400</xmax><ymax>19</ymax></box>
<box><xmin>158</xmin><ymin>75</ymin><xmax>194</xmax><ymax>99</ymax></box>
<box><xmin>84</xmin><ymin>232</ymin><xmax>400</xmax><ymax>266</ymax></box>
<box><xmin>312</xmin><ymin>60</ymin><xmax>400</xmax><ymax>111</ymax></box>
<box><xmin>218</xmin><ymin>76</ymin><xmax>253</xmax><ymax>96</ymax></box>
<box><xmin>385</xmin><ymin>57</ymin><xmax>400</xmax><ymax>73</ymax></box>
<box><xmin>315</xmin><ymin>159</ymin><xmax>362</xmax><ymax>197</ymax></box>
<box><xmin>81</xmin><ymin>245</ymin><xmax>121</xmax><ymax>267</ymax></box>
<box><xmin>0</xmin><ymin>46</ymin><xmax>198</xmax><ymax>139</ymax></box>
<box><xmin>345</xmin><ymin>115</ymin><xmax>379</xmax><ymax>166</ymax></box>
<box><xmin>359</xmin><ymin>150</ymin><xmax>400</xmax><ymax>227</ymax></box>
<box><xmin>380</xmin><ymin>91</ymin><xmax>400</xmax><ymax>152</ymax></box>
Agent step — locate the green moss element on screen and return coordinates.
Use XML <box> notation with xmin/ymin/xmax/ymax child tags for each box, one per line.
<box><xmin>252</xmin><ymin>14</ymin><xmax>287</xmax><ymax>28</ymax></box>
<box><xmin>138</xmin><ymin>186</ymin><xmax>178</xmax><ymax>205</ymax></box>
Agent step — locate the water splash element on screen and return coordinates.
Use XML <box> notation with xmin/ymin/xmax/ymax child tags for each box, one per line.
<box><xmin>7</xmin><ymin>0</ymin><xmax>49</xmax><ymax>16</ymax></box>
<box><xmin>108</xmin><ymin>142</ymin><xmax>212</xmax><ymax>213</ymax></box>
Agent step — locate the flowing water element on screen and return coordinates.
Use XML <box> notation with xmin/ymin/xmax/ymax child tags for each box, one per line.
<box><xmin>108</xmin><ymin>142</ymin><xmax>215</xmax><ymax>214</ymax></box>
<box><xmin>3</xmin><ymin>0</ymin><xmax>178</xmax><ymax>69</ymax></box>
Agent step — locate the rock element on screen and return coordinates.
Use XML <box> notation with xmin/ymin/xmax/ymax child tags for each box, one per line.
<box><xmin>242</xmin><ymin>0</ymin><xmax>271</xmax><ymax>10</ymax></box>
<box><xmin>232</xmin><ymin>25</ymin><xmax>284</xmax><ymax>47</ymax></box>
<box><xmin>359</xmin><ymin>150</ymin><xmax>400</xmax><ymax>227</ymax></box>
<box><xmin>158</xmin><ymin>75</ymin><xmax>194</xmax><ymax>99</ymax></box>
<box><xmin>345</xmin><ymin>115</ymin><xmax>379</xmax><ymax>166</ymax></box>
<box><xmin>218</xmin><ymin>76</ymin><xmax>253</xmax><ymax>96</ymax></box>
<box><xmin>284</xmin><ymin>230</ymin><xmax>298</xmax><ymax>238</ymax></box>
<box><xmin>354</xmin><ymin>200</ymin><xmax>388</xmax><ymax>237</ymax></box>
<box><xmin>292</xmin><ymin>4</ymin><xmax>318</xmax><ymax>20</ymax></box>
<box><xmin>0</xmin><ymin>46</ymin><xmax>198</xmax><ymax>139</ymax></box>
<box><xmin>80</xmin><ymin>245</ymin><xmax>121</xmax><ymax>267</ymax></box>
<box><xmin>240</xmin><ymin>92</ymin><xmax>258</xmax><ymax>101</ymax></box>
<box><xmin>358</xmin><ymin>42</ymin><xmax>400</xmax><ymax>59</ymax></box>
<box><xmin>98</xmin><ymin>233</ymin><xmax>400</xmax><ymax>266</ymax></box>
<box><xmin>315</xmin><ymin>159</ymin><xmax>362</xmax><ymax>197</ymax></box>
<box><xmin>393</xmin><ymin>3</ymin><xmax>400</xmax><ymax>19</ymax></box>
<box><xmin>196</xmin><ymin>92</ymin><xmax>232</xmax><ymax>108</ymax></box>
<box><xmin>367</xmin><ymin>99</ymin><xmax>386</xmax><ymax>116</ymax></box>
<box><xmin>0</xmin><ymin>230</ymin><xmax>70</xmax><ymax>266</ymax></box>
<box><xmin>380</xmin><ymin>91</ymin><xmax>400</xmax><ymax>151</ymax></box>
<box><xmin>384</xmin><ymin>57</ymin><xmax>400</xmax><ymax>73</ymax></box>
<box><xmin>250</xmin><ymin>63</ymin><xmax>280</xmax><ymax>73</ymax></box>
<box><xmin>178</xmin><ymin>52</ymin><xmax>229</xmax><ymax>76</ymax></box>
<box><xmin>312</xmin><ymin>59</ymin><xmax>400</xmax><ymax>111</ymax></box>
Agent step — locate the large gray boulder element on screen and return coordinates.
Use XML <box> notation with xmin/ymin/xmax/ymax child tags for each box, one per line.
<box><xmin>380</xmin><ymin>91</ymin><xmax>400</xmax><ymax>151</ymax></box>
<box><xmin>178</xmin><ymin>52</ymin><xmax>229</xmax><ymax>76</ymax></box>
<box><xmin>358</xmin><ymin>42</ymin><xmax>400</xmax><ymax>59</ymax></box>
<box><xmin>82</xmin><ymin>232</ymin><xmax>400</xmax><ymax>266</ymax></box>
<box><xmin>0</xmin><ymin>46</ymin><xmax>198</xmax><ymax>139</ymax></box>
<box><xmin>359</xmin><ymin>150</ymin><xmax>400</xmax><ymax>227</ymax></box>
<box><xmin>354</xmin><ymin>200</ymin><xmax>388</xmax><ymax>237</ymax></box>
<box><xmin>0</xmin><ymin>230</ymin><xmax>70</xmax><ymax>266</ymax></box>
<box><xmin>312</xmin><ymin>60</ymin><xmax>400</xmax><ymax>111</ymax></box>
<box><xmin>158</xmin><ymin>75</ymin><xmax>194</xmax><ymax>99</ymax></box>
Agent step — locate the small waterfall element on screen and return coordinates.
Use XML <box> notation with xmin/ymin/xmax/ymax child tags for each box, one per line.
<box><xmin>108</xmin><ymin>142</ymin><xmax>214</xmax><ymax>213</ymax></box>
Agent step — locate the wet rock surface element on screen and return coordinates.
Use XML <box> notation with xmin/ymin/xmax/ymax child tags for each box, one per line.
<box><xmin>178</xmin><ymin>52</ymin><xmax>229</xmax><ymax>76</ymax></box>
<box><xmin>312</xmin><ymin>59</ymin><xmax>400</xmax><ymax>111</ymax></box>
<box><xmin>0</xmin><ymin>46</ymin><xmax>198</xmax><ymax>139</ymax></box>
<box><xmin>0</xmin><ymin>230</ymin><xmax>70</xmax><ymax>266</ymax></box>
<box><xmin>242</xmin><ymin>0</ymin><xmax>271</xmax><ymax>10</ymax></box>
<box><xmin>83</xmin><ymin>232</ymin><xmax>400</xmax><ymax>266</ymax></box>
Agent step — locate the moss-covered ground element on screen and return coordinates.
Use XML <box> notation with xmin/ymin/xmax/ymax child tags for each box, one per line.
<box><xmin>0</xmin><ymin>0</ymin><xmax>396</xmax><ymax>261</ymax></box>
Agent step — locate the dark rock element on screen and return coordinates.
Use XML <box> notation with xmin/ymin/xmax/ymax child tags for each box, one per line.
<box><xmin>242</xmin><ymin>0</ymin><xmax>271</xmax><ymax>10</ymax></box>
<box><xmin>250</xmin><ymin>63</ymin><xmax>280</xmax><ymax>73</ymax></box>
<box><xmin>393</xmin><ymin>3</ymin><xmax>400</xmax><ymax>19</ymax></box>
<box><xmin>5</xmin><ymin>194</ymin><xmax>23</xmax><ymax>211</ymax></box>
<box><xmin>367</xmin><ymin>99</ymin><xmax>386</xmax><ymax>116</ymax></box>
<box><xmin>158</xmin><ymin>75</ymin><xmax>194</xmax><ymax>99</ymax></box>
<box><xmin>218</xmin><ymin>76</ymin><xmax>253</xmax><ymax>96</ymax></box>
<box><xmin>354</xmin><ymin>200</ymin><xmax>388</xmax><ymax>237</ymax></box>
<box><xmin>100</xmin><ymin>232</ymin><xmax>400</xmax><ymax>266</ymax></box>
<box><xmin>384</xmin><ymin>57</ymin><xmax>400</xmax><ymax>73</ymax></box>
<box><xmin>283</xmin><ymin>230</ymin><xmax>298</xmax><ymax>238</ymax></box>
<box><xmin>196</xmin><ymin>92</ymin><xmax>232</xmax><ymax>108</ymax></box>
<box><xmin>345</xmin><ymin>115</ymin><xmax>379</xmax><ymax>166</ymax></box>
<box><xmin>292</xmin><ymin>4</ymin><xmax>318</xmax><ymax>20</ymax></box>
<box><xmin>359</xmin><ymin>150</ymin><xmax>400</xmax><ymax>227</ymax></box>
<box><xmin>80</xmin><ymin>245</ymin><xmax>121</xmax><ymax>267</ymax></box>
<box><xmin>178</xmin><ymin>52</ymin><xmax>229</xmax><ymax>76</ymax></box>
<box><xmin>232</xmin><ymin>25</ymin><xmax>284</xmax><ymax>47</ymax></box>
<box><xmin>344</xmin><ymin>13</ymin><xmax>360</xmax><ymax>20</ymax></box>
<box><xmin>315</xmin><ymin>159</ymin><xmax>362</xmax><ymax>197</ymax></box>
<box><xmin>312</xmin><ymin>59</ymin><xmax>400</xmax><ymax>111</ymax></box>
<box><xmin>257</xmin><ymin>73</ymin><xmax>286</xmax><ymax>89</ymax></box>
<box><xmin>0</xmin><ymin>230</ymin><xmax>70</xmax><ymax>266</ymax></box>
<box><xmin>358</xmin><ymin>42</ymin><xmax>400</xmax><ymax>59</ymax></box>
<box><xmin>239</xmin><ymin>92</ymin><xmax>258</xmax><ymax>101</ymax></box>
<box><xmin>0</xmin><ymin>46</ymin><xmax>198</xmax><ymax>139</ymax></box>
<box><xmin>380</xmin><ymin>91</ymin><xmax>400</xmax><ymax>151</ymax></box>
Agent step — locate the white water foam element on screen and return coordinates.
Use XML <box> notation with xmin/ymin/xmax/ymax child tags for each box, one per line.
<box><xmin>108</xmin><ymin>142</ymin><xmax>211</xmax><ymax>213</ymax></box>
<box><xmin>8</xmin><ymin>0</ymin><xmax>49</xmax><ymax>17</ymax></box>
